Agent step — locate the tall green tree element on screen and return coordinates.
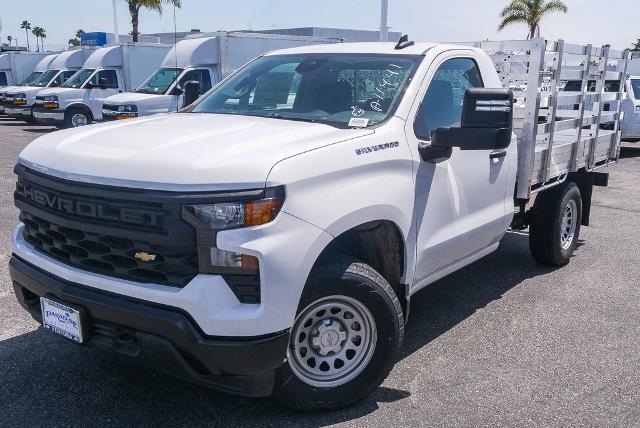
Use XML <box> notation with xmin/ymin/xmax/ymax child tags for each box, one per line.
<box><xmin>632</xmin><ymin>39</ymin><xmax>640</xmax><ymax>51</ymax></box>
<box><xmin>124</xmin><ymin>0</ymin><xmax>182</xmax><ymax>42</ymax></box>
<box><xmin>32</xmin><ymin>26</ymin><xmax>44</xmax><ymax>52</ymax></box>
<box><xmin>7</xmin><ymin>35</ymin><xmax>13</xmax><ymax>46</ymax></box>
<box><xmin>498</xmin><ymin>0</ymin><xmax>568</xmax><ymax>39</ymax></box>
<box><xmin>39</xmin><ymin>28</ymin><xmax>46</xmax><ymax>51</ymax></box>
<box><xmin>68</xmin><ymin>29</ymin><xmax>85</xmax><ymax>47</ymax></box>
<box><xmin>20</xmin><ymin>20</ymin><xmax>31</xmax><ymax>50</ymax></box>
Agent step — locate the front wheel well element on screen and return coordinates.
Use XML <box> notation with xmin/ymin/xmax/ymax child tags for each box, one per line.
<box><xmin>313</xmin><ymin>220</ymin><xmax>407</xmax><ymax>313</ymax></box>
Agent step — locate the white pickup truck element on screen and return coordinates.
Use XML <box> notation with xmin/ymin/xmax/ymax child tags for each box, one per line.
<box><xmin>10</xmin><ymin>38</ymin><xmax>629</xmax><ymax>410</ymax></box>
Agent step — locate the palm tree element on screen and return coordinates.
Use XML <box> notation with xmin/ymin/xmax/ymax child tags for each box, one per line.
<box><xmin>124</xmin><ymin>0</ymin><xmax>182</xmax><ymax>42</ymax></box>
<box><xmin>20</xmin><ymin>20</ymin><xmax>31</xmax><ymax>50</ymax></box>
<box><xmin>32</xmin><ymin>26</ymin><xmax>44</xmax><ymax>52</ymax></box>
<box><xmin>498</xmin><ymin>0</ymin><xmax>568</xmax><ymax>39</ymax></box>
<box><xmin>69</xmin><ymin>29</ymin><xmax>85</xmax><ymax>47</ymax></box>
<box><xmin>632</xmin><ymin>39</ymin><xmax>640</xmax><ymax>52</ymax></box>
<box><xmin>39</xmin><ymin>28</ymin><xmax>46</xmax><ymax>51</ymax></box>
<box><xmin>7</xmin><ymin>35</ymin><xmax>13</xmax><ymax>46</ymax></box>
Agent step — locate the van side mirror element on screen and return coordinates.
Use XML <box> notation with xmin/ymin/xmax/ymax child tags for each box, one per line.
<box><xmin>419</xmin><ymin>88</ymin><xmax>514</xmax><ymax>162</ymax></box>
<box><xmin>99</xmin><ymin>78</ymin><xmax>109</xmax><ymax>90</ymax></box>
<box><xmin>182</xmin><ymin>80</ymin><xmax>200</xmax><ymax>108</ymax></box>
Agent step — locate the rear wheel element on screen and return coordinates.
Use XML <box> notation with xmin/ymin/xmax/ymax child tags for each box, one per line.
<box><xmin>272</xmin><ymin>255</ymin><xmax>403</xmax><ymax>411</ymax></box>
<box><xmin>64</xmin><ymin>107</ymin><xmax>92</xmax><ymax>128</ymax></box>
<box><xmin>529</xmin><ymin>181</ymin><xmax>582</xmax><ymax>266</ymax></box>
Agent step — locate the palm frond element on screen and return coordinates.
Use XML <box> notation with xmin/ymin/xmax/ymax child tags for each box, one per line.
<box><xmin>498</xmin><ymin>13</ymin><xmax>529</xmax><ymax>31</ymax></box>
<box><xmin>541</xmin><ymin>0</ymin><xmax>568</xmax><ymax>14</ymax></box>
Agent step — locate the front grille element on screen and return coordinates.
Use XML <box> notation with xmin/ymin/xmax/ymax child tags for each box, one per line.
<box><xmin>20</xmin><ymin>211</ymin><xmax>199</xmax><ymax>285</ymax></box>
<box><xmin>15</xmin><ymin>165</ymin><xmax>201</xmax><ymax>287</ymax></box>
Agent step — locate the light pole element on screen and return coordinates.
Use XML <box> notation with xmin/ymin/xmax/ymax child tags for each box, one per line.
<box><xmin>112</xmin><ymin>0</ymin><xmax>120</xmax><ymax>43</ymax></box>
<box><xmin>380</xmin><ymin>0</ymin><xmax>389</xmax><ymax>42</ymax></box>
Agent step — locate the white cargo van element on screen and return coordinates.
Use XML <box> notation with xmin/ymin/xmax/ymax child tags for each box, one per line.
<box><xmin>0</xmin><ymin>53</ymin><xmax>54</xmax><ymax>114</ymax></box>
<box><xmin>102</xmin><ymin>32</ymin><xmax>339</xmax><ymax>120</ymax></box>
<box><xmin>621</xmin><ymin>76</ymin><xmax>640</xmax><ymax>140</ymax></box>
<box><xmin>4</xmin><ymin>48</ymin><xmax>96</xmax><ymax>123</ymax></box>
<box><xmin>32</xmin><ymin>43</ymin><xmax>170</xmax><ymax>128</ymax></box>
<box><xmin>10</xmin><ymin>38</ymin><xmax>629</xmax><ymax>410</ymax></box>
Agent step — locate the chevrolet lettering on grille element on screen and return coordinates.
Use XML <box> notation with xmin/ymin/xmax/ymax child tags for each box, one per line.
<box><xmin>16</xmin><ymin>182</ymin><xmax>163</xmax><ymax>228</ymax></box>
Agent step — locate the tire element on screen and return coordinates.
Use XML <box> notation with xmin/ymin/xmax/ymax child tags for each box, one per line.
<box><xmin>64</xmin><ymin>107</ymin><xmax>92</xmax><ymax>128</ymax></box>
<box><xmin>529</xmin><ymin>181</ymin><xmax>582</xmax><ymax>266</ymax></box>
<box><xmin>271</xmin><ymin>255</ymin><xmax>404</xmax><ymax>411</ymax></box>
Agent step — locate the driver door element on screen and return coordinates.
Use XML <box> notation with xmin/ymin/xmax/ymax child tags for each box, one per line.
<box><xmin>406</xmin><ymin>53</ymin><xmax>512</xmax><ymax>289</ymax></box>
<box><xmin>88</xmin><ymin>69</ymin><xmax>120</xmax><ymax>119</ymax></box>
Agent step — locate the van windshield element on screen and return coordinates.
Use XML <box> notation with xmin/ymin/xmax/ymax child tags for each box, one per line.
<box><xmin>20</xmin><ymin>72</ymin><xmax>43</xmax><ymax>86</ymax></box>
<box><xmin>32</xmin><ymin>70</ymin><xmax>61</xmax><ymax>87</ymax></box>
<box><xmin>62</xmin><ymin>69</ymin><xmax>96</xmax><ymax>88</ymax></box>
<box><xmin>190</xmin><ymin>54</ymin><xmax>421</xmax><ymax>128</ymax></box>
<box><xmin>631</xmin><ymin>79</ymin><xmax>640</xmax><ymax>99</ymax></box>
<box><xmin>136</xmin><ymin>67</ymin><xmax>184</xmax><ymax>94</ymax></box>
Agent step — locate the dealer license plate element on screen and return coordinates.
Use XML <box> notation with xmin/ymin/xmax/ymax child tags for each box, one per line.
<box><xmin>40</xmin><ymin>297</ymin><xmax>84</xmax><ymax>343</ymax></box>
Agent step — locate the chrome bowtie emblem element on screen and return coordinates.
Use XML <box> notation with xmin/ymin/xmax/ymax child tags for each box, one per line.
<box><xmin>134</xmin><ymin>252</ymin><xmax>157</xmax><ymax>262</ymax></box>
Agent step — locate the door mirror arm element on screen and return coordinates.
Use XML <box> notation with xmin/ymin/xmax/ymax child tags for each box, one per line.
<box><xmin>418</xmin><ymin>140</ymin><xmax>452</xmax><ymax>163</ymax></box>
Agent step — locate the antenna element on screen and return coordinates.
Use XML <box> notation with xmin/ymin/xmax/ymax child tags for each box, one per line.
<box><xmin>394</xmin><ymin>35</ymin><xmax>414</xmax><ymax>50</ymax></box>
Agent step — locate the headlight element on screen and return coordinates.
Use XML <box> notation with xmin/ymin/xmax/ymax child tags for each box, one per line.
<box><xmin>40</xmin><ymin>95</ymin><xmax>59</xmax><ymax>109</ymax></box>
<box><xmin>181</xmin><ymin>187</ymin><xmax>284</xmax><ymax>275</ymax></box>
<box><xmin>12</xmin><ymin>94</ymin><xmax>27</xmax><ymax>105</ymax></box>
<box><xmin>636</xmin><ymin>104</ymin><xmax>640</xmax><ymax>112</ymax></box>
<box><xmin>102</xmin><ymin>104</ymin><xmax>138</xmax><ymax>119</ymax></box>
<box><xmin>119</xmin><ymin>104</ymin><xmax>137</xmax><ymax>113</ymax></box>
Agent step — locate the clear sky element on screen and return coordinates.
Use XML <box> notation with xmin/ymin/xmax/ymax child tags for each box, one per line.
<box><xmin>0</xmin><ymin>0</ymin><xmax>636</xmax><ymax>52</ymax></box>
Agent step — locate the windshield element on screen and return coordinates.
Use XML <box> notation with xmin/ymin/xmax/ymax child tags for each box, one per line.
<box><xmin>136</xmin><ymin>67</ymin><xmax>183</xmax><ymax>94</ymax></box>
<box><xmin>563</xmin><ymin>80</ymin><xmax>620</xmax><ymax>92</ymax></box>
<box><xmin>62</xmin><ymin>69</ymin><xmax>96</xmax><ymax>88</ymax></box>
<box><xmin>20</xmin><ymin>71</ymin><xmax>43</xmax><ymax>86</ymax></box>
<box><xmin>32</xmin><ymin>70</ymin><xmax>61</xmax><ymax>87</ymax></box>
<box><xmin>190</xmin><ymin>54</ymin><xmax>421</xmax><ymax>128</ymax></box>
<box><xmin>631</xmin><ymin>79</ymin><xmax>640</xmax><ymax>100</ymax></box>
<box><xmin>0</xmin><ymin>72</ymin><xmax>7</xmax><ymax>87</ymax></box>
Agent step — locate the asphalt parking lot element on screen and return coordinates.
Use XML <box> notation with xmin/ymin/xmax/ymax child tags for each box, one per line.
<box><xmin>0</xmin><ymin>117</ymin><xmax>638</xmax><ymax>426</ymax></box>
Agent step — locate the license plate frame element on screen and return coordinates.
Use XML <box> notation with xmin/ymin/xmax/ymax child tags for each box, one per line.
<box><xmin>40</xmin><ymin>297</ymin><xmax>84</xmax><ymax>343</ymax></box>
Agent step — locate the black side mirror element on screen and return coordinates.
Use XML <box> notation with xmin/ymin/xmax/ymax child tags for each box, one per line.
<box><xmin>182</xmin><ymin>80</ymin><xmax>200</xmax><ymax>108</ymax></box>
<box><xmin>170</xmin><ymin>86</ymin><xmax>184</xmax><ymax>96</ymax></box>
<box><xmin>420</xmin><ymin>88</ymin><xmax>513</xmax><ymax>162</ymax></box>
<box><xmin>99</xmin><ymin>78</ymin><xmax>109</xmax><ymax>90</ymax></box>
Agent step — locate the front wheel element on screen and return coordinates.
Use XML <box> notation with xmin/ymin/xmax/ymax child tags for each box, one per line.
<box><xmin>64</xmin><ymin>108</ymin><xmax>92</xmax><ymax>128</ymax></box>
<box><xmin>529</xmin><ymin>181</ymin><xmax>582</xmax><ymax>266</ymax></box>
<box><xmin>271</xmin><ymin>255</ymin><xmax>404</xmax><ymax>411</ymax></box>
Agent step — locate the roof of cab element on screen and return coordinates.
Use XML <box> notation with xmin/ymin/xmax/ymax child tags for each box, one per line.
<box><xmin>263</xmin><ymin>42</ymin><xmax>468</xmax><ymax>56</ymax></box>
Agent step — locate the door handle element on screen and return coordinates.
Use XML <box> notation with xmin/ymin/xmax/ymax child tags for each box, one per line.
<box><xmin>490</xmin><ymin>149</ymin><xmax>507</xmax><ymax>160</ymax></box>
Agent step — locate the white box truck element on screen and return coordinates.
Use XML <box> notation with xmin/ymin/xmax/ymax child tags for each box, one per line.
<box><xmin>4</xmin><ymin>48</ymin><xmax>97</xmax><ymax>123</ymax></box>
<box><xmin>10</xmin><ymin>38</ymin><xmax>629</xmax><ymax>410</ymax></box>
<box><xmin>32</xmin><ymin>43</ymin><xmax>170</xmax><ymax>128</ymax></box>
<box><xmin>102</xmin><ymin>32</ymin><xmax>339</xmax><ymax>120</ymax></box>
<box><xmin>0</xmin><ymin>53</ymin><xmax>54</xmax><ymax>114</ymax></box>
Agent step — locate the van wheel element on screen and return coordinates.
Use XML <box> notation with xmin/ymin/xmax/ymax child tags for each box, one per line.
<box><xmin>64</xmin><ymin>108</ymin><xmax>92</xmax><ymax>128</ymax></box>
<box><xmin>529</xmin><ymin>181</ymin><xmax>582</xmax><ymax>266</ymax></box>
<box><xmin>271</xmin><ymin>255</ymin><xmax>403</xmax><ymax>411</ymax></box>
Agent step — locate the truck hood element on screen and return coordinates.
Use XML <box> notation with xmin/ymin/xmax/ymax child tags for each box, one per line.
<box><xmin>19</xmin><ymin>113</ymin><xmax>373</xmax><ymax>190</ymax></box>
<box><xmin>36</xmin><ymin>87</ymin><xmax>85</xmax><ymax>98</ymax></box>
<box><xmin>6</xmin><ymin>86</ymin><xmax>43</xmax><ymax>96</ymax></box>
<box><xmin>104</xmin><ymin>92</ymin><xmax>167</xmax><ymax>103</ymax></box>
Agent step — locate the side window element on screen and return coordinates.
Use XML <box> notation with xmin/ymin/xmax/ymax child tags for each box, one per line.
<box><xmin>0</xmin><ymin>72</ymin><xmax>7</xmax><ymax>87</ymax></box>
<box><xmin>179</xmin><ymin>69</ymin><xmax>212</xmax><ymax>95</ymax></box>
<box><xmin>89</xmin><ymin>70</ymin><xmax>119</xmax><ymax>89</ymax></box>
<box><xmin>414</xmin><ymin>58</ymin><xmax>484</xmax><ymax>139</ymax></box>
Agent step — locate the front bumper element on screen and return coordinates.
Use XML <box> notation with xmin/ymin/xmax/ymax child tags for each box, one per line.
<box><xmin>10</xmin><ymin>255</ymin><xmax>289</xmax><ymax>397</ymax></box>
<box><xmin>5</xmin><ymin>106</ymin><xmax>32</xmax><ymax>118</ymax></box>
<box><xmin>32</xmin><ymin>108</ymin><xmax>64</xmax><ymax>125</ymax></box>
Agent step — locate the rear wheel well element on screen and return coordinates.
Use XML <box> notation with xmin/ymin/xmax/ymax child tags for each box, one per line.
<box><xmin>314</xmin><ymin>220</ymin><xmax>407</xmax><ymax>312</ymax></box>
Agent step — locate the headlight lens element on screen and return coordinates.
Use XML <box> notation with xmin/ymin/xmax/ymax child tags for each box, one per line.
<box><xmin>119</xmin><ymin>104</ymin><xmax>137</xmax><ymax>113</ymax></box>
<box><xmin>40</xmin><ymin>95</ymin><xmax>59</xmax><ymax>109</ymax></box>
<box><xmin>181</xmin><ymin>187</ymin><xmax>284</xmax><ymax>276</ymax></box>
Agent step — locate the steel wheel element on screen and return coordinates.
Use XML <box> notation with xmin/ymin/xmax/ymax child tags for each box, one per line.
<box><xmin>288</xmin><ymin>295</ymin><xmax>377</xmax><ymax>388</ymax></box>
<box><xmin>560</xmin><ymin>199</ymin><xmax>577</xmax><ymax>250</ymax></box>
<box><xmin>71</xmin><ymin>113</ymin><xmax>88</xmax><ymax>127</ymax></box>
